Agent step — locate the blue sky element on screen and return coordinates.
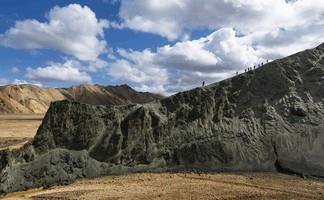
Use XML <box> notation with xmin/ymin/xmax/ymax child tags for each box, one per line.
<box><xmin>0</xmin><ymin>0</ymin><xmax>323</xmax><ymax>94</ymax></box>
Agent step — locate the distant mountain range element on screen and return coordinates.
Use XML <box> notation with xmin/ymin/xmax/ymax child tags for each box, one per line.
<box><xmin>0</xmin><ymin>84</ymin><xmax>163</xmax><ymax>114</ymax></box>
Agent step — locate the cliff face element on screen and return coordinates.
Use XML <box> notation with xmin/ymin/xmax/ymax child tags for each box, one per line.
<box><xmin>1</xmin><ymin>43</ymin><xmax>324</xmax><ymax>194</ymax></box>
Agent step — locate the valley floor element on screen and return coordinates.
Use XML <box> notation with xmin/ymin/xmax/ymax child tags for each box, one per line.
<box><xmin>1</xmin><ymin>172</ymin><xmax>324</xmax><ymax>200</ymax></box>
<box><xmin>0</xmin><ymin>114</ymin><xmax>43</xmax><ymax>150</ymax></box>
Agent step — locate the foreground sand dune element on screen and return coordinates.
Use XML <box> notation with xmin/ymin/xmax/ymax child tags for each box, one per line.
<box><xmin>2</xmin><ymin>173</ymin><xmax>324</xmax><ymax>200</ymax></box>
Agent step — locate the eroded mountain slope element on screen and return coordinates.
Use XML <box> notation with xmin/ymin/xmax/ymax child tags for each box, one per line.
<box><xmin>1</xmin><ymin>43</ymin><xmax>324</xmax><ymax>194</ymax></box>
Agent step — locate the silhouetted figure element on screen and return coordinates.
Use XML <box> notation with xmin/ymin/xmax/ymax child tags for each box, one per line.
<box><xmin>236</xmin><ymin>72</ymin><xmax>238</xmax><ymax>75</ymax></box>
<box><xmin>202</xmin><ymin>81</ymin><xmax>205</xmax><ymax>87</ymax></box>
<box><xmin>267</xmin><ymin>59</ymin><xmax>269</xmax><ymax>63</ymax></box>
<box><xmin>245</xmin><ymin>69</ymin><xmax>247</xmax><ymax>72</ymax></box>
<box><xmin>261</xmin><ymin>62</ymin><xmax>264</xmax><ymax>66</ymax></box>
<box><xmin>254</xmin><ymin>65</ymin><xmax>256</xmax><ymax>69</ymax></box>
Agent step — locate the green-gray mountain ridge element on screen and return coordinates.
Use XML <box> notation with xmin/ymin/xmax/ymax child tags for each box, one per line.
<box><xmin>1</xmin><ymin>43</ymin><xmax>324</xmax><ymax>194</ymax></box>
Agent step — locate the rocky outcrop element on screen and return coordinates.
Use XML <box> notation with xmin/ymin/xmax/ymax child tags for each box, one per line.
<box><xmin>1</xmin><ymin>43</ymin><xmax>324</xmax><ymax>194</ymax></box>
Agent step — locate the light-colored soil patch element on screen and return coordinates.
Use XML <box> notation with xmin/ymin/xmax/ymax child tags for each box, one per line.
<box><xmin>2</xmin><ymin>173</ymin><xmax>324</xmax><ymax>200</ymax></box>
<box><xmin>0</xmin><ymin>114</ymin><xmax>43</xmax><ymax>149</ymax></box>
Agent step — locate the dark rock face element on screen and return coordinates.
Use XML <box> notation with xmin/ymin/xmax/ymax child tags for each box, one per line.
<box><xmin>1</xmin><ymin>43</ymin><xmax>324</xmax><ymax>194</ymax></box>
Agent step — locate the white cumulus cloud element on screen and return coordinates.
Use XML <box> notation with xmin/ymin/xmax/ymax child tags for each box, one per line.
<box><xmin>0</xmin><ymin>78</ymin><xmax>9</xmax><ymax>86</ymax></box>
<box><xmin>0</xmin><ymin>78</ymin><xmax>42</xmax><ymax>87</ymax></box>
<box><xmin>11</xmin><ymin>79</ymin><xmax>42</xmax><ymax>87</ymax></box>
<box><xmin>119</xmin><ymin>0</ymin><xmax>324</xmax><ymax>41</ymax></box>
<box><xmin>108</xmin><ymin>48</ymin><xmax>169</xmax><ymax>93</ymax></box>
<box><xmin>27</xmin><ymin>60</ymin><xmax>92</xmax><ymax>83</ymax></box>
<box><xmin>0</xmin><ymin>4</ymin><xmax>109</xmax><ymax>61</ymax></box>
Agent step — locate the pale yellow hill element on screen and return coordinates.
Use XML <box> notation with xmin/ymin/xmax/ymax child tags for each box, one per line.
<box><xmin>0</xmin><ymin>84</ymin><xmax>163</xmax><ymax>114</ymax></box>
<box><xmin>0</xmin><ymin>85</ymin><xmax>66</xmax><ymax>114</ymax></box>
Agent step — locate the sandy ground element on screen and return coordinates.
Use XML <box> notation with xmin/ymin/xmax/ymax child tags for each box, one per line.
<box><xmin>1</xmin><ymin>172</ymin><xmax>324</xmax><ymax>200</ymax></box>
<box><xmin>0</xmin><ymin>114</ymin><xmax>43</xmax><ymax>150</ymax></box>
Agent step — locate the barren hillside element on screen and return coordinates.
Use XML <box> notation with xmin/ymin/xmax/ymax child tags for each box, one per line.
<box><xmin>0</xmin><ymin>84</ymin><xmax>163</xmax><ymax>114</ymax></box>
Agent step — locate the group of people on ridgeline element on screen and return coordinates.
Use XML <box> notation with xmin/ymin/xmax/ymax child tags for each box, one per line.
<box><xmin>203</xmin><ymin>59</ymin><xmax>270</xmax><ymax>87</ymax></box>
<box><xmin>240</xmin><ymin>59</ymin><xmax>269</xmax><ymax>75</ymax></box>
